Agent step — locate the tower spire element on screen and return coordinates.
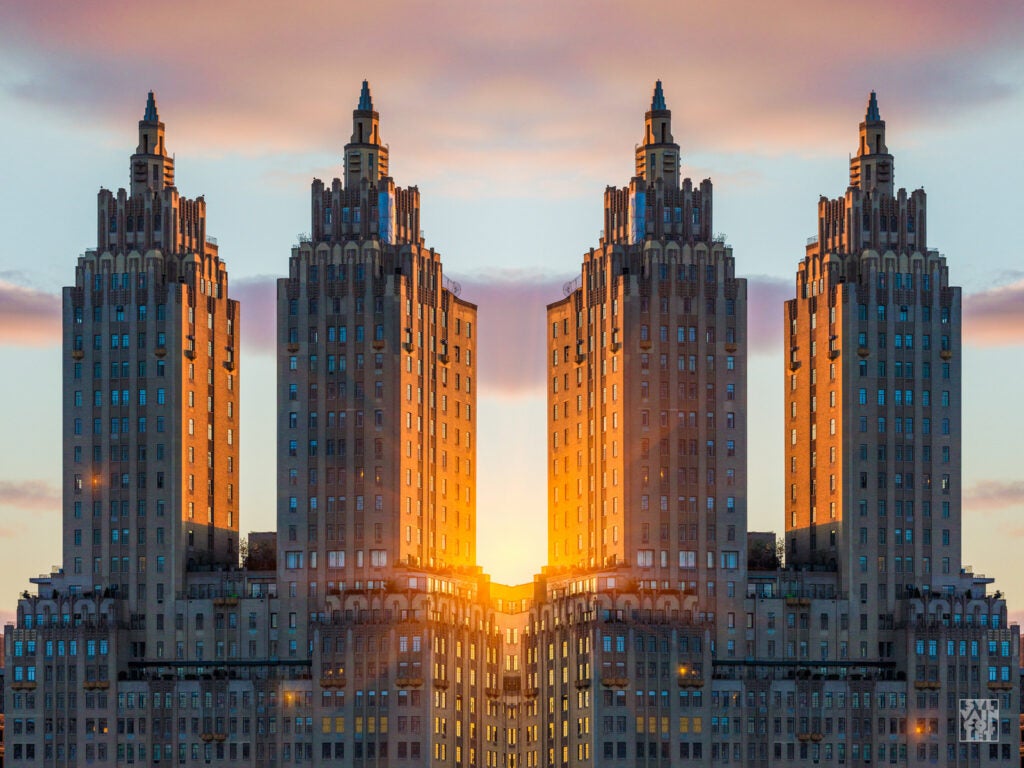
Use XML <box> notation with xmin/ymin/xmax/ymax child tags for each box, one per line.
<box><xmin>636</xmin><ymin>81</ymin><xmax>679</xmax><ymax>185</ymax></box>
<box><xmin>132</xmin><ymin>90</ymin><xmax>174</xmax><ymax>193</ymax></box>
<box><xmin>345</xmin><ymin>81</ymin><xmax>389</xmax><ymax>186</ymax></box>
<box><xmin>144</xmin><ymin>90</ymin><xmax>159</xmax><ymax>123</ymax></box>
<box><xmin>865</xmin><ymin>90</ymin><xmax>880</xmax><ymax>122</ymax></box>
<box><xmin>849</xmin><ymin>90</ymin><xmax>892</xmax><ymax>193</ymax></box>
<box><xmin>358</xmin><ymin>79</ymin><xmax>373</xmax><ymax>111</ymax></box>
<box><xmin>651</xmin><ymin>80</ymin><xmax>666</xmax><ymax>111</ymax></box>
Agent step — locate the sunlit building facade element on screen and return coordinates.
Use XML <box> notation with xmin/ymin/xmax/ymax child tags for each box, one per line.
<box><xmin>547</xmin><ymin>81</ymin><xmax>748</xmax><ymax>620</ymax></box>
<box><xmin>61</xmin><ymin>92</ymin><xmax>241</xmax><ymax>634</ymax></box>
<box><xmin>3</xmin><ymin>86</ymin><xmax>1019</xmax><ymax>768</ymax></box>
<box><xmin>275</xmin><ymin>80</ymin><xmax>478</xmax><ymax>625</ymax></box>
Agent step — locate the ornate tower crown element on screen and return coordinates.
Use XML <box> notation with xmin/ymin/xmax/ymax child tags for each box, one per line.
<box><xmin>635</xmin><ymin>79</ymin><xmax>679</xmax><ymax>186</ymax></box>
<box><xmin>345</xmin><ymin>79</ymin><xmax>389</xmax><ymax>186</ymax></box>
<box><xmin>131</xmin><ymin>91</ymin><xmax>175</xmax><ymax>194</ymax></box>
<box><xmin>849</xmin><ymin>90</ymin><xmax>893</xmax><ymax>195</ymax></box>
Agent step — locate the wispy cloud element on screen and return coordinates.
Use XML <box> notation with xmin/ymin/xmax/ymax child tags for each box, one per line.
<box><xmin>2</xmin><ymin>265</ymin><xmax>1019</xmax><ymax>363</ymax></box>
<box><xmin>0</xmin><ymin>479</ymin><xmax>60</xmax><ymax>512</ymax></box>
<box><xmin>965</xmin><ymin>480</ymin><xmax>1024</xmax><ymax>513</ymax></box>
<box><xmin>743</xmin><ymin>275</ymin><xmax>1024</xmax><ymax>354</ymax></box>
<box><xmin>964</xmin><ymin>279</ymin><xmax>1024</xmax><ymax>347</ymax></box>
<box><xmin>0</xmin><ymin>280</ymin><xmax>60</xmax><ymax>346</ymax></box>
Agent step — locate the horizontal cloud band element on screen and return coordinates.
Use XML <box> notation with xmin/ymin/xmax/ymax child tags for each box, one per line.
<box><xmin>3</xmin><ymin>276</ymin><xmax>1022</xmax><ymax>393</ymax></box>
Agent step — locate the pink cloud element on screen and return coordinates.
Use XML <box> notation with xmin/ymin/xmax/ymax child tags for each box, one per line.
<box><xmin>746</xmin><ymin>275</ymin><xmax>793</xmax><ymax>355</ymax></box>
<box><xmin>963</xmin><ymin>279</ymin><xmax>1024</xmax><ymax>347</ymax></box>
<box><xmin>460</xmin><ymin>272</ymin><xmax>569</xmax><ymax>396</ymax></box>
<box><xmin>0</xmin><ymin>280</ymin><xmax>60</xmax><ymax>346</ymax></box>
<box><xmin>224</xmin><ymin>270</ymin><xmax>570</xmax><ymax>395</ymax></box>
<box><xmin>1</xmin><ymin>2</ymin><xmax>1020</xmax><ymax>197</ymax></box>
<box><xmin>231</xmin><ymin>275</ymin><xmax>277</xmax><ymax>356</ymax></box>
<box><xmin>964</xmin><ymin>480</ymin><xmax>1024</xmax><ymax>513</ymax></box>
<box><xmin>0</xmin><ymin>479</ymin><xmax>60</xmax><ymax>512</ymax></box>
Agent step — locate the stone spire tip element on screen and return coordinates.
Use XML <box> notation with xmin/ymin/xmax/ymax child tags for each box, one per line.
<box><xmin>651</xmin><ymin>80</ymin><xmax>667</xmax><ymax>111</ymax></box>
<box><xmin>144</xmin><ymin>91</ymin><xmax>159</xmax><ymax>122</ymax></box>
<box><xmin>358</xmin><ymin>80</ymin><xmax>373</xmax><ymax>111</ymax></box>
<box><xmin>866</xmin><ymin>91</ymin><xmax>881</xmax><ymax>122</ymax></box>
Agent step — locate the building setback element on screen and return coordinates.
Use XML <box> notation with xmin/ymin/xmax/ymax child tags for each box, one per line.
<box><xmin>3</xmin><ymin>84</ymin><xmax>1019</xmax><ymax>768</ymax></box>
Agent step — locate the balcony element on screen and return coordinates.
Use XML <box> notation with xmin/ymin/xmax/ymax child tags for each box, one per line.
<box><xmin>601</xmin><ymin>676</ymin><xmax>629</xmax><ymax>688</ymax></box>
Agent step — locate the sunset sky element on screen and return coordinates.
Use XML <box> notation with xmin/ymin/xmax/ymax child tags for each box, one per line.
<box><xmin>0</xmin><ymin>2</ymin><xmax>1022</xmax><ymax>623</ymax></box>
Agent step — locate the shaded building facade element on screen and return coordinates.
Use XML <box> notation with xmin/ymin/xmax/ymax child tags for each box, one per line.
<box><xmin>785</xmin><ymin>92</ymin><xmax>963</xmax><ymax>628</ymax></box>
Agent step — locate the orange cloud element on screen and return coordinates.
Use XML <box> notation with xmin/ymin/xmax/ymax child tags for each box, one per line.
<box><xmin>963</xmin><ymin>279</ymin><xmax>1024</xmax><ymax>347</ymax></box>
<box><xmin>1</xmin><ymin>2</ymin><xmax>1020</xmax><ymax>197</ymax></box>
<box><xmin>964</xmin><ymin>480</ymin><xmax>1024</xmax><ymax>513</ymax></box>
<box><xmin>0</xmin><ymin>280</ymin><xmax>60</xmax><ymax>346</ymax></box>
<box><xmin>1007</xmin><ymin>609</ymin><xmax>1024</xmax><ymax>632</ymax></box>
<box><xmin>0</xmin><ymin>479</ymin><xmax>60</xmax><ymax>512</ymax></box>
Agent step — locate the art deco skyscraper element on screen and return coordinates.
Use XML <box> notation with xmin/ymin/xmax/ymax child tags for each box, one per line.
<box><xmin>6</xmin><ymin>82</ymin><xmax>1019</xmax><ymax>768</ymax></box>
<box><xmin>62</xmin><ymin>93</ymin><xmax>240</xmax><ymax>638</ymax></box>
<box><xmin>276</xmin><ymin>81</ymin><xmax>477</xmax><ymax>606</ymax></box>
<box><xmin>547</xmin><ymin>82</ymin><xmax>748</xmax><ymax>617</ymax></box>
<box><xmin>785</xmin><ymin>93</ymin><xmax>962</xmax><ymax>621</ymax></box>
